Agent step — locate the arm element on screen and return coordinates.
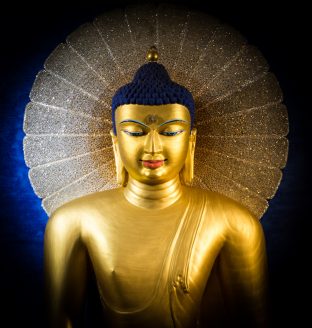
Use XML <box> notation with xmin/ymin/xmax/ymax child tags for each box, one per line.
<box><xmin>218</xmin><ymin>207</ymin><xmax>269</xmax><ymax>327</ymax></box>
<box><xmin>44</xmin><ymin>208</ymin><xmax>89</xmax><ymax>328</ymax></box>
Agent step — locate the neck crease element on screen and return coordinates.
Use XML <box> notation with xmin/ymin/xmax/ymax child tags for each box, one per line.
<box><xmin>124</xmin><ymin>176</ymin><xmax>183</xmax><ymax>209</ymax></box>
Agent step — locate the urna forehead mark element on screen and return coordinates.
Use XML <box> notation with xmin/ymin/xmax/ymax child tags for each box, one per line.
<box><xmin>146</xmin><ymin>115</ymin><xmax>157</xmax><ymax>124</ymax></box>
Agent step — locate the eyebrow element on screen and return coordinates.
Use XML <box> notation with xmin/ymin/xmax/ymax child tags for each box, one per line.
<box><xmin>119</xmin><ymin>118</ymin><xmax>190</xmax><ymax>128</ymax></box>
<box><xmin>119</xmin><ymin>119</ymin><xmax>149</xmax><ymax>128</ymax></box>
<box><xmin>158</xmin><ymin>119</ymin><xmax>190</xmax><ymax>127</ymax></box>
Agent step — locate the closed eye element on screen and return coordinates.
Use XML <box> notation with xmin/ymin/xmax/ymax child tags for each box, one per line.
<box><xmin>160</xmin><ymin>130</ymin><xmax>185</xmax><ymax>136</ymax></box>
<box><xmin>122</xmin><ymin>130</ymin><xmax>145</xmax><ymax>137</ymax></box>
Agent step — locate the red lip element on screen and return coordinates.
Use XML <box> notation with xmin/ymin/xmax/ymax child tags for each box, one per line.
<box><xmin>142</xmin><ymin>160</ymin><xmax>165</xmax><ymax>169</ymax></box>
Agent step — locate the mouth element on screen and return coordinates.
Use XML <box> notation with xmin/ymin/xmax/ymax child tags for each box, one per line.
<box><xmin>140</xmin><ymin>159</ymin><xmax>166</xmax><ymax>169</ymax></box>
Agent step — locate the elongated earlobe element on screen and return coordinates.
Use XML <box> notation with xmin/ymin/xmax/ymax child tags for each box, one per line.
<box><xmin>180</xmin><ymin>128</ymin><xmax>197</xmax><ymax>186</ymax></box>
<box><xmin>110</xmin><ymin>130</ymin><xmax>128</xmax><ymax>187</ymax></box>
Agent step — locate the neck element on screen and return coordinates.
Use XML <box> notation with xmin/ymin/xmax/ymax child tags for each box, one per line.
<box><xmin>124</xmin><ymin>176</ymin><xmax>183</xmax><ymax>209</ymax></box>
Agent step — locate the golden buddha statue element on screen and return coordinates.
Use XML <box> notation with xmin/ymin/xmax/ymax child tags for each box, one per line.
<box><xmin>23</xmin><ymin>5</ymin><xmax>288</xmax><ymax>327</ymax></box>
<box><xmin>43</xmin><ymin>48</ymin><xmax>268</xmax><ymax>327</ymax></box>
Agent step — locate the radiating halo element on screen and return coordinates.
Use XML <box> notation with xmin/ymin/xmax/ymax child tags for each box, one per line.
<box><xmin>23</xmin><ymin>3</ymin><xmax>288</xmax><ymax>218</ymax></box>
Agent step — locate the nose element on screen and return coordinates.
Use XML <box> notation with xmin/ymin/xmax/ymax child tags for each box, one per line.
<box><xmin>144</xmin><ymin>130</ymin><xmax>163</xmax><ymax>154</ymax></box>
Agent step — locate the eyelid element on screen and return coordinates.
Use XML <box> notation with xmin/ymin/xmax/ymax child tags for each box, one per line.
<box><xmin>160</xmin><ymin>129</ymin><xmax>185</xmax><ymax>136</ymax></box>
<box><xmin>121</xmin><ymin>123</ymin><xmax>146</xmax><ymax>133</ymax></box>
<box><xmin>158</xmin><ymin>122</ymin><xmax>186</xmax><ymax>132</ymax></box>
<box><xmin>158</xmin><ymin>123</ymin><xmax>188</xmax><ymax>132</ymax></box>
<box><xmin>120</xmin><ymin>122</ymin><xmax>143</xmax><ymax>128</ymax></box>
<box><xmin>121</xmin><ymin>124</ymin><xmax>144</xmax><ymax>130</ymax></box>
<box><xmin>122</xmin><ymin>129</ymin><xmax>144</xmax><ymax>136</ymax></box>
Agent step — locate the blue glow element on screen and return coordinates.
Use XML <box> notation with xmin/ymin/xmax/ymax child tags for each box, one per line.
<box><xmin>0</xmin><ymin>58</ymin><xmax>48</xmax><ymax>269</ymax></box>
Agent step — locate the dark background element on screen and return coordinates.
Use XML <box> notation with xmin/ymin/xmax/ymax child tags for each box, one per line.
<box><xmin>0</xmin><ymin>0</ymin><xmax>310</xmax><ymax>326</ymax></box>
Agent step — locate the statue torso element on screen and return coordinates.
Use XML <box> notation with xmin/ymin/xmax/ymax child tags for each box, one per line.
<box><xmin>69</xmin><ymin>187</ymin><xmax>234</xmax><ymax>327</ymax></box>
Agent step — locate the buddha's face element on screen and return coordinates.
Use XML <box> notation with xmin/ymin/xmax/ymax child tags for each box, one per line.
<box><xmin>115</xmin><ymin>104</ymin><xmax>191</xmax><ymax>185</ymax></box>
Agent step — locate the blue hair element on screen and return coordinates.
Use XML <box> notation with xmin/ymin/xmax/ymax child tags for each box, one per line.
<box><xmin>111</xmin><ymin>62</ymin><xmax>195</xmax><ymax>134</ymax></box>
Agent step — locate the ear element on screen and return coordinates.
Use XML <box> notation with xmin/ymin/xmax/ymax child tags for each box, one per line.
<box><xmin>180</xmin><ymin>128</ymin><xmax>197</xmax><ymax>186</ymax></box>
<box><xmin>189</xmin><ymin>128</ymin><xmax>197</xmax><ymax>157</ymax></box>
<box><xmin>110</xmin><ymin>130</ymin><xmax>128</xmax><ymax>186</ymax></box>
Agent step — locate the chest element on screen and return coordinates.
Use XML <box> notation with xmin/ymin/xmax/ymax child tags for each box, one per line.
<box><xmin>81</xmin><ymin>202</ymin><xmax>224</xmax><ymax>312</ymax></box>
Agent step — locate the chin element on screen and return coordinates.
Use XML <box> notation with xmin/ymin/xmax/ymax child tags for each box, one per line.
<box><xmin>144</xmin><ymin>166</ymin><xmax>165</xmax><ymax>174</ymax></box>
<box><xmin>140</xmin><ymin>168</ymin><xmax>169</xmax><ymax>183</ymax></box>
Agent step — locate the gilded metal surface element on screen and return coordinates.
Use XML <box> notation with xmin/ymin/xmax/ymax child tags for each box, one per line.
<box><xmin>146</xmin><ymin>45</ymin><xmax>159</xmax><ymax>62</ymax></box>
<box><xmin>45</xmin><ymin>103</ymin><xmax>268</xmax><ymax>327</ymax></box>
<box><xmin>23</xmin><ymin>5</ymin><xmax>288</xmax><ymax>219</ymax></box>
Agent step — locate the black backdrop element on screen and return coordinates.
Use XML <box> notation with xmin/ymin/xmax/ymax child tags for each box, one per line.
<box><xmin>0</xmin><ymin>0</ymin><xmax>310</xmax><ymax>326</ymax></box>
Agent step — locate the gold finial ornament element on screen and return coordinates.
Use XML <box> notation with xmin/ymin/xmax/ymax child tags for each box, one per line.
<box><xmin>146</xmin><ymin>45</ymin><xmax>159</xmax><ymax>62</ymax></box>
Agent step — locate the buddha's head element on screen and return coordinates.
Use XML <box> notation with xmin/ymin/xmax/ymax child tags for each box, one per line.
<box><xmin>111</xmin><ymin>47</ymin><xmax>197</xmax><ymax>186</ymax></box>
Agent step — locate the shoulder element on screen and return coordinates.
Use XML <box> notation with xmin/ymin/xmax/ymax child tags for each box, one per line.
<box><xmin>185</xmin><ymin>186</ymin><xmax>252</xmax><ymax>215</ymax></box>
<box><xmin>52</xmin><ymin>188</ymin><xmax>123</xmax><ymax>215</ymax></box>
<box><xmin>185</xmin><ymin>186</ymin><xmax>263</xmax><ymax>239</ymax></box>
<box><xmin>45</xmin><ymin>188</ymin><xmax>123</xmax><ymax>235</ymax></box>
